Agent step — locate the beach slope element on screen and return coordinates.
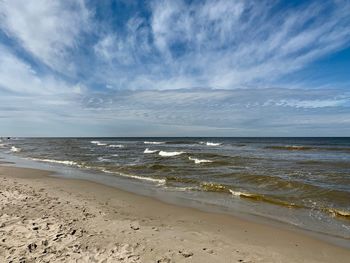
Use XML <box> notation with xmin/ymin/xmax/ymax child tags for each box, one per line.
<box><xmin>0</xmin><ymin>165</ymin><xmax>349</xmax><ymax>262</ymax></box>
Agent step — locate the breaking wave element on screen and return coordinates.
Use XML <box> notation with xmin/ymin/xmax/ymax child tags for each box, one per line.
<box><xmin>29</xmin><ymin>158</ymin><xmax>78</xmax><ymax>166</ymax></box>
<box><xmin>144</xmin><ymin>141</ymin><xmax>164</xmax><ymax>145</ymax></box>
<box><xmin>11</xmin><ymin>146</ymin><xmax>21</xmax><ymax>152</ymax></box>
<box><xmin>188</xmin><ymin>157</ymin><xmax>212</xmax><ymax>164</ymax></box>
<box><xmin>324</xmin><ymin>208</ymin><xmax>350</xmax><ymax>219</ymax></box>
<box><xmin>144</xmin><ymin>148</ymin><xmax>158</xmax><ymax>154</ymax></box>
<box><xmin>108</xmin><ymin>144</ymin><xmax>124</xmax><ymax>148</ymax></box>
<box><xmin>159</xmin><ymin>151</ymin><xmax>185</xmax><ymax>157</ymax></box>
<box><xmin>90</xmin><ymin>141</ymin><xmax>107</xmax><ymax>146</ymax></box>
<box><xmin>100</xmin><ymin>168</ymin><xmax>165</xmax><ymax>185</ymax></box>
<box><xmin>200</xmin><ymin>142</ymin><xmax>222</xmax><ymax>146</ymax></box>
<box><xmin>97</xmin><ymin>157</ymin><xmax>112</xmax><ymax>162</ymax></box>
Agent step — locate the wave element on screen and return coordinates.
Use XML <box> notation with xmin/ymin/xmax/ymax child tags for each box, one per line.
<box><xmin>0</xmin><ymin>143</ymin><xmax>6</xmax><ymax>148</ymax></box>
<box><xmin>11</xmin><ymin>146</ymin><xmax>21</xmax><ymax>152</ymax></box>
<box><xmin>159</xmin><ymin>151</ymin><xmax>185</xmax><ymax>157</ymax></box>
<box><xmin>229</xmin><ymin>189</ymin><xmax>254</xmax><ymax>197</ymax></box>
<box><xmin>164</xmin><ymin>186</ymin><xmax>201</xmax><ymax>192</ymax></box>
<box><xmin>144</xmin><ymin>148</ymin><xmax>158</xmax><ymax>154</ymax></box>
<box><xmin>90</xmin><ymin>141</ymin><xmax>107</xmax><ymax>146</ymax></box>
<box><xmin>108</xmin><ymin>144</ymin><xmax>124</xmax><ymax>148</ymax></box>
<box><xmin>100</xmin><ymin>168</ymin><xmax>165</xmax><ymax>185</ymax></box>
<box><xmin>200</xmin><ymin>141</ymin><xmax>222</xmax><ymax>146</ymax></box>
<box><xmin>265</xmin><ymin>145</ymin><xmax>313</xmax><ymax>151</ymax></box>
<box><xmin>188</xmin><ymin>157</ymin><xmax>213</xmax><ymax>164</ymax></box>
<box><xmin>324</xmin><ymin>208</ymin><xmax>350</xmax><ymax>219</ymax></box>
<box><xmin>229</xmin><ymin>190</ymin><xmax>302</xmax><ymax>208</ymax></box>
<box><xmin>29</xmin><ymin>158</ymin><xmax>78</xmax><ymax>166</ymax></box>
<box><xmin>144</xmin><ymin>141</ymin><xmax>164</xmax><ymax>145</ymax></box>
<box><xmin>166</xmin><ymin>176</ymin><xmax>199</xmax><ymax>184</ymax></box>
<box><xmin>164</xmin><ymin>141</ymin><xmax>200</xmax><ymax>145</ymax></box>
<box><xmin>200</xmin><ymin>182</ymin><xmax>231</xmax><ymax>193</ymax></box>
<box><xmin>200</xmin><ymin>182</ymin><xmax>303</xmax><ymax>208</ymax></box>
<box><xmin>97</xmin><ymin>157</ymin><xmax>112</xmax><ymax>162</ymax></box>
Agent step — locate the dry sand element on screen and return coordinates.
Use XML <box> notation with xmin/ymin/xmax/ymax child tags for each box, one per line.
<box><xmin>0</xmin><ymin>165</ymin><xmax>349</xmax><ymax>262</ymax></box>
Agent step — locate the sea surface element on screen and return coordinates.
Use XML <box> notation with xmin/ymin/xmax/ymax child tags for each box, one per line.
<box><xmin>1</xmin><ymin>137</ymin><xmax>350</xmax><ymax>242</ymax></box>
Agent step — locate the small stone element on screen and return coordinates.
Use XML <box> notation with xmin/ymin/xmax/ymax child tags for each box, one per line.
<box><xmin>179</xmin><ymin>250</ymin><xmax>193</xmax><ymax>258</ymax></box>
<box><xmin>42</xmin><ymin>240</ymin><xmax>48</xmax><ymax>246</ymax></box>
<box><xmin>28</xmin><ymin>243</ymin><xmax>37</xmax><ymax>253</ymax></box>
<box><xmin>130</xmin><ymin>225</ymin><xmax>140</xmax><ymax>231</ymax></box>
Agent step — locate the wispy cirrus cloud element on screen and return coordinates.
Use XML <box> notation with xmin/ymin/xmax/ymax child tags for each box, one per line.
<box><xmin>0</xmin><ymin>0</ymin><xmax>350</xmax><ymax>136</ymax></box>
<box><xmin>0</xmin><ymin>44</ymin><xmax>83</xmax><ymax>95</ymax></box>
<box><xmin>0</xmin><ymin>0</ymin><xmax>91</xmax><ymax>75</ymax></box>
<box><xmin>92</xmin><ymin>0</ymin><xmax>350</xmax><ymax>90</ymax></box>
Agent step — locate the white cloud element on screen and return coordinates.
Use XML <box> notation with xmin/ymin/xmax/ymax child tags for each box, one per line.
<box><xmin>93</xmin><ymin>0</ymin><xmax>350</xmax><ymax>90</ymax></box>
<box><xmin>94</xmin><ymin>15</ymin><xmax>152</xmax><ymax>66</ymax></box>
<box><xmin>0</xmin><ymin>0</ymin><xmax>91</xmax><ymax>73</ymax></box>
<box><xmin>79</xmin><ymin>88</ymin><xmax>350</xmax><ymax>132</ymax></box>
<box><xmin>0</xmin><ymin>45</ymin><xmax>75</xmax><ymax>95</ymax></box>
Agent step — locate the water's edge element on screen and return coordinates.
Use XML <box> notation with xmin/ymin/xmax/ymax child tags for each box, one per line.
<box><xmin>1</xmin><ymin>151</ymin><xmax>349</xmax><ymax>249</ymax></box>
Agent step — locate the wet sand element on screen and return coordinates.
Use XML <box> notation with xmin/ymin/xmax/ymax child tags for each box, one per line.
<box><xmin>0</xmin><ymin>165</ymin><xmax>349</xmax><ymax>262</ymax></box>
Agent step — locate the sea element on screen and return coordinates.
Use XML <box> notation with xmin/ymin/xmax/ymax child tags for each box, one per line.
<box><xmin>1</xmin><ymin>137</ymin><xmax>350</xmax><ymax>244</ymax></box>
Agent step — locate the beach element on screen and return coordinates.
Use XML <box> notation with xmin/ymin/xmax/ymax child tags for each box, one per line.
<box><xmin>1</xmin><ymin>164</ymin><xmax>349</xmax><ymax>262</ymax></box>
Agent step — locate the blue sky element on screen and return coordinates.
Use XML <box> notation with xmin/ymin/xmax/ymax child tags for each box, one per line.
<box><xmin>0</xmin><ymin>0</ymin><xmax>350</xmax><ymax>136</ymax></box>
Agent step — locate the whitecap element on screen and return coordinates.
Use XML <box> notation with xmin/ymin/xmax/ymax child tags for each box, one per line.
<box><xmin>97</xmin><ymin>157</ymin><xmax>111</xmax><ymax>162</ymax></box>
<box><xmin>11</xmin><ymin>146</ymin><xmax>21</xmax><ymax>152</ymax></box>
<box><xmin>91</xmin><ymin>141</ymin><xmax>107</xmax><ymax>146</ymax></box>
<box><xmin>108</xmin><ymin>144</ymin><xmax>124</xmax><ymax>148</ymax></box>
<box><xmin>144</xmin><ymin>148</ymin><xmax>158</xmax><ymax>154</ymax></box>
<box><xmin>159</xmin><ymin>151</ymin><xmax>185</xmax><ymax>157</ymax></box>
<box><xmin>229</xmin><ymin>189</ymin><xmax>252</xmax><ymax>198</ymax></box>
<box><xmin>29</xmin><ymin>158</ymin><xmax>78</xmax><ymax>166</ymax></box>
<box><xmin>188</xmin><ymin>157</ymin><xmax>212</xmax><ymax>164</ymax></box>
<box><xmin>144</xmin><ymin>141</ymin><xmax>164</xmax><ymax>145</ymax></box>
<box><xmin>100</xmin><ymin>169</ymin><xmax>165</xmax><ymax>185</ymax></box>
<box><xmin>201</xmin><ymin>142</ymin><xmax>222</xmax><ymax>146</ymax></box>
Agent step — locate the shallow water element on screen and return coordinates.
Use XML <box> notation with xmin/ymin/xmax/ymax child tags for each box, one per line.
<box><xmin>1</xmin><ymin>137</ymin><xmax>350</xmax><ymax>241</ymax></box>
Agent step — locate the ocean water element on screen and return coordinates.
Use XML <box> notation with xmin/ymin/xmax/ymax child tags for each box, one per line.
<box><xmin>1</xmin><ymin>137</ymin><xmax>350</xmax><ymax>241</ymax></box>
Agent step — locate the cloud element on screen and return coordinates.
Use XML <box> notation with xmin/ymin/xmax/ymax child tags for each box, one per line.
<box><xmin>88</xmin><ymin>0</ymin><xmax>350</xmax><ymax>90</ymax></box>
<box><xmin>79</xmin><ymin>88</ymin><xmax>350</xmax><ymax>135</ymax></box>
<box><xmin>0</xmin><ymin>0</ymin><xmax>91</xmax><ymax>74</ymax></box>
<box><xmin>1</xmin><ymin>0</ymin><xmax>350</xmax><ymax>136</ymax></box>
<box><xmin>0</xmin><ymin>44</ymin><xmax>80</xmax><ymax>95</ymax></box>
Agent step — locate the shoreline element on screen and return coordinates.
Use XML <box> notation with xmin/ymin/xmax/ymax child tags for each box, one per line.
<box><xmin>1</xmin><ymin>164</ymin><xmax>349</xmax><ymax>262</ymax></box>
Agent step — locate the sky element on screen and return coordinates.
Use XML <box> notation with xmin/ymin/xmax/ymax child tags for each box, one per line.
<box><xmin>0</xmin><ymin>0</ymin><xmax>350</xmax><ymax>137</ymax></box>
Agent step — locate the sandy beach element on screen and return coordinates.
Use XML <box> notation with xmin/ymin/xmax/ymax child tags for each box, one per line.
<box><xmin>0</xmin><ymin>164</ymin><xmax>349</xmax><ymax>262</ymax></box>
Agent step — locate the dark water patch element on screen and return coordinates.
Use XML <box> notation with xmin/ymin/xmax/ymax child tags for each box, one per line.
<box><xmin>297</xmin><ymin>160</ymin><xmax>350</xmax><ymax>169</ymax></box>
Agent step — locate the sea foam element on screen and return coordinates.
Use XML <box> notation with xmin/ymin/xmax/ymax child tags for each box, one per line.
<box><xmin>91</xmin><ymin>141</ymin><xmax>107</xmax><ymax>146</ymax></box>
<box><xmin>188</xmin><ymin>157</ymin><xmax>212</xmax><ymax>164</ymax></box>
<box><xmin>200</xmin><ymin>142</ymin><xmax>222</xmax><ymax>146</ymax></box>
<box><xmin>144</xmin><ymin>148</ymin><xmax>158</xmax><ymax>154</ymax></box>
<box><xmin>229</xmin><ymin>189</ymin><xmax>253</xmax><ymax>197</ymax></box>
<box><xmin>108</xmin><ymin>144</ymin><xmax>124</xmax><ymax>148</ymax></box>
<box><xmin>30</xmin><ymin>158</ymin><xmax>78</xmax><ymax>166</ymax></box>
<box><xmin>159</xmin><ymin>151</ymin><xmax>185</xmax><ymax>157</ymax></box>
<box><xmin>11</xmin><ymin>146</ymin><xmax>21</xmax><ymax>152</ymax></box>
<box><xmin>144</xmin><ymin>141</ymin><xmax>164</xmax><ymax>145</ymax></box>
<box><xmin>101</xmin><ymin>168</ymin><xmax>166</xmax><ymax>185</ymax></box>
